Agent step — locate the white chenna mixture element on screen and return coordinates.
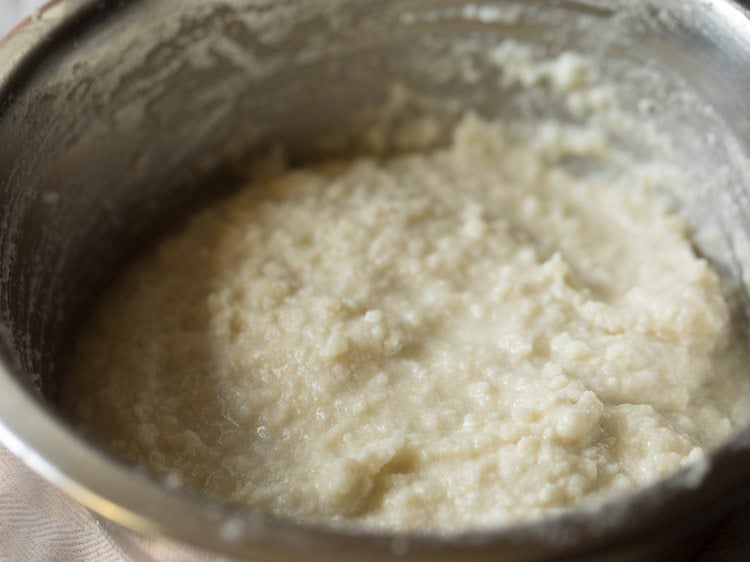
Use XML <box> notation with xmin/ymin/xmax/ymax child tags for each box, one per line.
<box><xmin>63</xmin><ymin>115</ymin><xmax>750</xmax><ymax>532</ymax></box>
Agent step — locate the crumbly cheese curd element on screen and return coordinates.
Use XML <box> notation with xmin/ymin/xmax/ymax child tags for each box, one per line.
<box><xmin>62</xmin><ymin>116</ymin><xmax>750</xmax><ymax>532</ymax></box>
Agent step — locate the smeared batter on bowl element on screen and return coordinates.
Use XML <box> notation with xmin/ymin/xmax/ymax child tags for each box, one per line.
<box><xmin>62</xmin><ymin>115</ymin><xmax>750</xmax><ymax>531</ymax></box>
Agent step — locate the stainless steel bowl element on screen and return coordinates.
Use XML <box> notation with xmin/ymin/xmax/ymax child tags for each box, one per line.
<box><xmin>3</xmin><ymin>0</ymin><xmax>750</xmax><ymax>560</ymax></box>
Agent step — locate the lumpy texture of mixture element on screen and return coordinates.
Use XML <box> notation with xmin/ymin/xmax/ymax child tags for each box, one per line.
<box><xmin>63</xmin><ymin>117</ymin><xmax>750</xmax><ymax>531</ymax></box>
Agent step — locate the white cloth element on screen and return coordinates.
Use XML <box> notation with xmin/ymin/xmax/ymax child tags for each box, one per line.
<box><xmin>0</xmin><ymin>443</ymin><xmax>228</xmax><ymax>561</ymax></box>
<box><xmin>0</xmin><ymin>0</ymin><xmax>41</xmax><ymax>38</ymax></box>
<box><xmin>0</xmin><ymin>443</ymin><xmax>131</xmax><ymax>561</ymax></box>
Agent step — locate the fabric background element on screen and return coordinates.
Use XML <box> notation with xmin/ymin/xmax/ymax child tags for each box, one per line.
<box><xmin>0</xmin><ymin>443</ymin><xmax>230</xmax><ymax>561</ymax></box>
<box><xmin>0</xmin><ymin>0</ymin><xmax>40</xmax><ymax>37</ymax></box>
<box><xmin>1</xmin><ymin>0</ymin><xmax>750</xmax><ymax>560</ymax></box>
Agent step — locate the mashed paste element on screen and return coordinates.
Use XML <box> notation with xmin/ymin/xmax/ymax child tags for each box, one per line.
<box><xmin>63</xmin><ymin>116</ymin><xmax>750</xmax><ymax>531</ymax></box>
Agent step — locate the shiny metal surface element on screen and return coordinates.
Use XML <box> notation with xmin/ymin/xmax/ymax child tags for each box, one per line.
<box><xmin>2</xmin><ymin>0</ymin><xmax>750</xmax><ymax>560</ymax></box>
